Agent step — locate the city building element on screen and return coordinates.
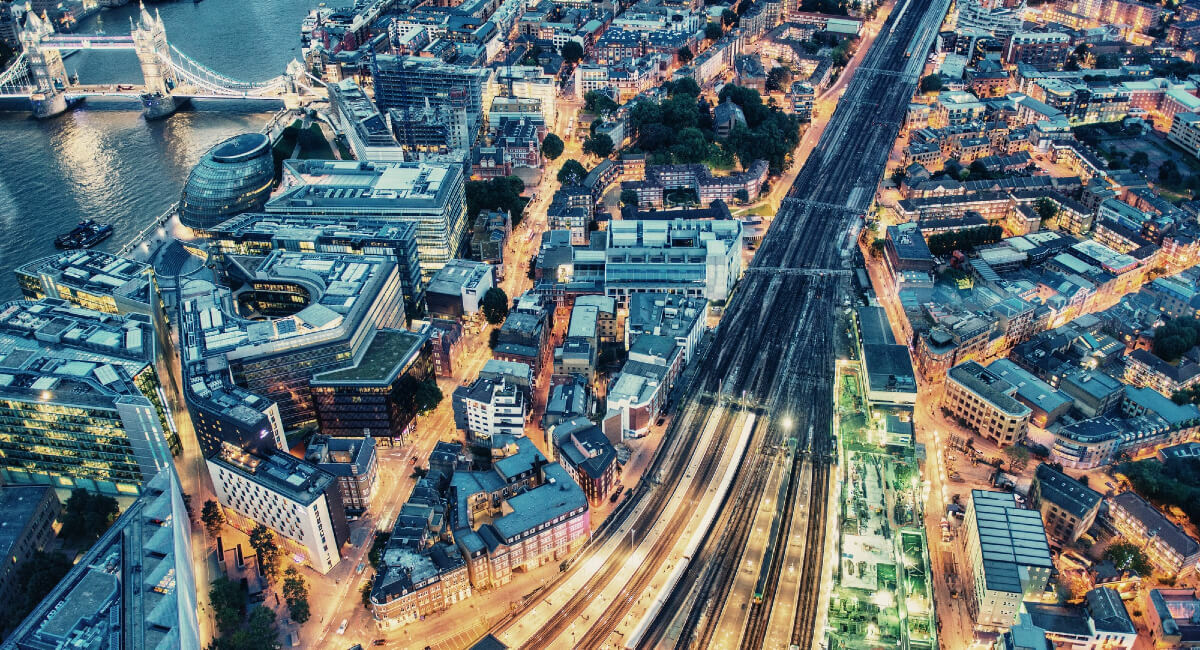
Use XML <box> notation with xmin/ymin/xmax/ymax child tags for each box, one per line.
<box><xmin>604</xmin><ymin>219</ymin><xmax>743</xmax><ymax>305</ymax></box>
<box><xmin>453</xmin><ymin>376</ymin><xmax>528</xmax><ymax>443</ymax></box>
<box><xmin>493</xmin><ymin>293</ymin><xmax>552</xmax><ymax>377</ymax></box>
<box><xmin>1029</xmin><ymin>463</ymin><xmax>1102</xmax><ymax>544</ymax></box>
<box><xmin>179</xmin><ymin>251</ymin><xmax>405</xmax><ymax>450</ymax></box>
<box><xmin>208</xmin><ymin>445</ymin><xmax>350</xmax><ymax>573</ymax></box>
<box><xmin>963</xmin><ymin>490</ymin><xmax>1053</xmax><ymax>628</ymax></box>
<box><xmin>470</xmin><ymin>209</ymin><xmax>511</xmax><ymax>265</ymax></box>
<box><xmin>1</xmin><ymin>469</ymin><xmax>199</xmax><ymax>650</ymax></box>
<box><xmin>179</xmin><ymin>133</ymin><xmax>275</xmax><ymax>232</ymax></box>
<box><xmin>0</xmin><ymin>299</ymin><xmax>178</xmax><ymax>495</ymax></box>
<box><xmin>14</xmin><ymin>250</ymin><xmax>167</xmax><ymax>341</ymax></box>
<box><xmin>575</xmin><ymin>295</ymin><xmax>619</xmax><ymax>343</ymax></box>
<box><xmin>944</xmin><ymin>361</ymin><xmax>1033</xmax><ymax>447</ymax></box>
<box><xmin>1146</xmin><ymin>588</ymin><xmax>1200</xmax><ymax>648</ymax></box>
<box><xmin>328</xmin><ymin>79</ymin><xmax>403</xmax><ymax>161</ymax></box>
<box><xmin>1108</xmin><ymin>491</ymin><xmax>1200</xmax><ymax>577</ymax></box>
<box><xmin>1169</xmin><ymin>112</ymin><xmax>1200</xmax><ymax>160</ymax></box>
<box><xmin>0</xmin><ymin>486</ymin><xmax>60</xmax><ymax>607</ymax></box>
<box><xmin>305</xmin><ymin>434</ymin><xmax>379</xmax><ymax>516</ymax></box>
<box><xmin>603</xmin><ymin>334</ymin><xmax>682</xmax><ymax>441</ymax></box>
<box><xmin>370</xmin><ymin>55</ymin><xmax>491</xmax><ymax>150</ymax></box>
<box><xmin>205</xmin><ymin>213</ymin><xmax>426</xmax><ymax>315</ymax></box>
<box><xmin>853</xmin><ymin>306</ymin><xmax>918</xmax><ymax>406</ymax></box>
<box><xmin>424</xmin><ymin>318</ymin><xmax>464</xmax><ymax>378</ymax></box>
<box><xmin>310</xmin><ymin>328</ymin><xmax>434</xmax><ymax>445</ymax></box>
<box><xmin>1023</xmin><ymin>587</ymin><xmax>1136</xmax><ymax>650</ymax></box>
<box><xmin>1124</xmin><ymin>348</ymin><xmax>1200</xmax><ymax>398</ymax></box>
<box><xmin>370</xmin><ymin>437</ymin><xmax>589</xmax><ymax>629</ymax></box>
<box><xmin>550</xmin><ymin>416</ymin><xmax>620</xmax><ymax>506</ymax></box>
<box><xmin>621</xmin><ymin>161</ymin><xmax>770</xmax><ymax>208</ymax></box>
<box><xmin>426</xmin><ymin>259</ymin><xmax>494</xmax><ymax>319</ymax></box>
<box><xmin>543</xmin><ymin>374</ymin><xmax>592</xmax><ymax>429</ymax></box>
<box><xmin>626</xmin><ymin>293</ymin><xmax>707</xmax><ymax>363</ymax></box>
<box><xmin>269</xmin><ymin>159</ymin><xmax>469</xmax><ymax>279</ymax></box>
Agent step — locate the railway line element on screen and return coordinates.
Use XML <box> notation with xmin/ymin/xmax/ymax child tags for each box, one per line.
<box><xmin>633</xmin><ymin>0</ymin><xmax>951</xmax><ymax>646</ymax></box>
<box><xmin>488</xmin><ymin>0</ymin><xmax>949</xmax><ymax>645</ymax></box>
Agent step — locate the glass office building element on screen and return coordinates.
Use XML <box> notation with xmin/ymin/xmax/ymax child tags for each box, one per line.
<box><xmin>179</xmin><ymin>133</ymin><xmax>275</xmax><ymax>231</ymax></box>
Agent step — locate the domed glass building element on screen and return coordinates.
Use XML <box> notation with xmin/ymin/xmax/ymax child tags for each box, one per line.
<box><xmin>179</xmin><ymin>133</ymin><xmax>274</xmax><ymax>231</ymax></box>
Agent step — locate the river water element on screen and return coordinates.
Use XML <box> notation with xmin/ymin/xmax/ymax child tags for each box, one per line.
<box><xmin>0</xmin><ymin>0</ymin><xmax>321</xmax><ymax>301</ymax></box>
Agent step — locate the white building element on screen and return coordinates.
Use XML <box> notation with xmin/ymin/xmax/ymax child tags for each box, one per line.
<box><xmin>1169</xmin><ymin>112</ymin><xmax>1200</xmax><ymax>160</ymax></box>
<box><xmin>492</xmin><ymin>66</ymin><xmax>558</xmax><ymax>129</ymax></box>
<box><xmin>963</xmin><ymin>490</ymin><xmax>1054</xmax><ymax>629</ymax></box>
<box><xmin>208</xmin><ymin>445</ymin><xmax>349</xmax><ymax>574</ymax></box>
<box><xmin>605</xmin><ymin>219</ymin><xmax>743</xmax><ymax>305</ymax></box>
<box><xmin>452</xmin><ymin>376</ymin><xmax>527</xmax><ymax>442</ymax></box>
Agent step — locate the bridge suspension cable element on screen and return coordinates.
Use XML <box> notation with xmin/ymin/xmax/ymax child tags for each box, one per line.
<box><xmin>0</xmin><ymin>53</ymin><xmax>33</xmax><ymax>95</ymax></box>
<box><xmin>164</xmin><ymin>45</ymin><xmax>288</xmax><ymax>95</ymax></box>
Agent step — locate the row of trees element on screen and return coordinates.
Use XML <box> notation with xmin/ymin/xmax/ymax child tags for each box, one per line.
<box><xmin>924</xmin><ymin>225</ymin><xmax>1003</xmax><ymax>256</ymax></box>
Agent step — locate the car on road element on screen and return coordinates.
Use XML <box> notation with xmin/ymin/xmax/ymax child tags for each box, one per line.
<box><xmin>356</xmin><ymin>562</ymin><xmax>366</xmax><ymax>574</ymax></box>
<box><xmin>410</xmin><ymin>455</ymin><xmax>417</xmax><ymax>464</ymax></box>
<box><xmin>337</xmin><ymin>619</ymin><xmax>349</xmax><ymax>635</ymax></box>
<box><xmin>609</xmin><ymin>485</ymin><xmax>624</xmax><ymax>502</ymax></box>
<box><xmin>373</xmin><ymin>641</ymin><xmax>387</xmax><ymax>646</ymax></box>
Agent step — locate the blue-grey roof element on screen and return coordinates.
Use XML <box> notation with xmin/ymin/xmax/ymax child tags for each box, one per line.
<box><xmin>971</xmin><ymin>490</ymin><xmax>1053</xmax><ymax>594</ymax></box>
<box><xmin>1033</xmin><ymin>463</ymin><xmax>1101</xmax><ymax>520</ymax></box>
<box><xmin>491</xmin><ymin>463</ymin><xmax>587</xmax><ymax>541</ymax></box>
<box><xmin>988</xmin><ymin>359</ymin><xmax>1072</xmax><ymax>415</ymax></box>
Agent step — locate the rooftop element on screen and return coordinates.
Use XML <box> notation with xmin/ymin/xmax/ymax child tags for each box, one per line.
<box><xmin>949</xmin><ymin>361</ymin><xmax>1031</xmax><ymax>417</ymax></box>
<box><xmin>971</xmin><ymin>490</ymin><xmax>1053</xmax><ymax>594</ymax></box>
<box><xmin>1110</xmin><ymin>491</ymin><xmax>1200</xmax><ymax>558</ymax></box>
<box><xmin>211</xmin><ymin>447</ymin><xmax>336</xmax><ymax>506</ymax></box>
<box><xmin>1033</xmin><ymin>463</ymin><xmax>1102</xmax><ymax>520</ymax></box>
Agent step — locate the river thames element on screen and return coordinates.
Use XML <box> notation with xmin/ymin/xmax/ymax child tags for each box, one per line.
<box><xmin>0</xmin><ymin>0</ymin><xmax>320</xmax><ymax>300</ymax></box>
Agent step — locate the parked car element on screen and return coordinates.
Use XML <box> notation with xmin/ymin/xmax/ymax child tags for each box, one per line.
<box><xmin>337</xmin><ymin>620</ymin><xmax>349</xmax><ymax>635</ymax></box>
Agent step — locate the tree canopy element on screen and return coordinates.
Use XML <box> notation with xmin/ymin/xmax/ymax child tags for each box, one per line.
<box><xmin>561</xmin><ymin>41</ymin><xmax>584</xmax><ymax>63</ymax></box>
<box><xmin>209</xmin><ymin>576</ymin><xmax>247</xmax><ymax>637</ymax></box>
<box><xmin>557</xmin><ymin>159</ymin><xmax>589</xmax><ymax>185</ymax></box>
<box><xmin>481</xmin><ymin>287</ymin><xmax>510</xmax><ymax>325</ymax></box>
<box><xmin>60</xmin><ymin>489</ymin><xmax>120</xmax><ymax>544</ymax></box>
<box><xmin>1104</xmin><ymin>542</ymin><xmax>1153</xmax><ymax>576</ymax></box>
<box><xmin>541</xmin><ymin>133</ymin><xmax>564</xmax><ymax>160</ymax></box>
<box><xmin>208</xmin><ymin>606</ymin><xmax>281</xmax><ymax>650</ymax></box>
<box><xmin>201</xmin><ymin>500</ymin><xmax>225</xmax><ymax>539</ymax></box>
<box><xmin>249</xmin><ymin>525</ymin><xmax>281</xmax><ymax>584</ymax></box>
<box><xmin>766</xmin><ymin>66</ymin><xmax>793</xmax><ymax>92</ymax></box>
<box><xmin>704</xmin><ymin>22</ymin><xmax>723</xmax><ymax>40</ymax></box>
<box><xmin>583</xmin><ymin>133</ymin><xmax>614</xmax><ymax>158</ymax></box>
<box><xmin>465</xmin><ymin>176</ymin><xmax>525</xmax><ymax>221</ymax></box>
<box><xmin>678</xmin><ymin>45</ymin><xmax>694</xmax><ymax>65</ymax></box>
<box><xmin>1034</xmin><ymin>197</ymin><xmax>1059</xmax><ymax>224</ymax></box>
<box><xmin>919</xmin><ymin>74</ymin><xmax>943</xmax><ymax>94</ymax></box>
<box><xmin>1153</xmin><ymin>317</ymin><xmax>1200</xmax><ymax>363</ymax></box>
<box><xmin>925</xmin><ymin>225</ymin><xmax>1003</xmax><ymax>256</ymax></box>
<box><xmin>414</xmin><ymin>379</ymin><xmax>443</xmax><ymax>414</ymax></box>
<box><xmin>583</xmin><ymin>90</ymin><xmax>618</xmax><ymax>115</ymax></box>
<box><xmin>1</xmin><ymin>551</ymin><xmax>73</xmax><ymax>632</ymax></box>
<box><xmin>621</xmin><ymin>189</ymin><xmax>640</xmax><ymax>206</ymax></box>
<box><xmin>282</xmin><ymin>566</ymin><xmax>311</xmax><ymax>625</ymax></box>
<box><xmin>1117</xmin><ymin>456</ymin><xmax>1200</xmax><ymax>533</ymax></box>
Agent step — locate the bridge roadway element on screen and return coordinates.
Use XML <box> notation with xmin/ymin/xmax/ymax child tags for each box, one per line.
<box><xmin>481</xmin><ymin>0</ymin><xmax>949</xmax><ymax>646</ymax></box>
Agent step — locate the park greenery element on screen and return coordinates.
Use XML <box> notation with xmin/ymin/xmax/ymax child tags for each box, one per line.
<box><xmin>924</xmin><ymin>225</ymin><xmax>1003</xmax><ymax>256</ymax></box>
<box><xmin>1116</xmin><ymin>456</ymin><xmax>1200</xmax><ymax>532</ymax></box>
<box><xmin>628</xmin><ymin>81</ymin><xmax>801</xmax><ymax>175</ymax></box>
<box><xmin>60</xmin><ymin>489</ymin><xmax>120</xmax><ymax>544</ymax></box>
<box><xmin>1152</xmin><ymin>316</ymin><xmax>1200</xmax><ymax>363</ymax></box>
<box><xmin>561</xmin><ymin>41</ymin><xmax>584</xmax><ymax>64</ymax></box>
<box><xmin>482</xmin><ymin>287</ymin><xmax>511</xmax><ymax>325</ymax></box>
<box><xmin>465</xmin><ymin>176</ymin><xmax>526</xmax><ymax>224</ymax></box>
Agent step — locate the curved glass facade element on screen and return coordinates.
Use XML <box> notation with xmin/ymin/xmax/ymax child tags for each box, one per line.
<box><xmin>179</xmin><ymin>133</ymin><xmax>275</xmax><ymax>231</ymax></box>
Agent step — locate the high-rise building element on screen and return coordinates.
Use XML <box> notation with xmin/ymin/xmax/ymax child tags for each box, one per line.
<box><xmin>309</xmin><ymin>328</ymin><xmax>434</xmax><ymax>445</ymax></box>
<box><xmin>0</xmin><ymin>299</ymin><xmax>179</xmax><ymax>495</ymax></box>
<box><xmin>268</xmin><ymin>159</ymin><xmax>469</xmax><ymax>279</ymax></box>
<box><xmin>453</xmin><ymin>376</ymin><xmax>528</xmax><ymax>443</ymax></box>
<box><xmin>2</xmin><ymin>468</ymin><xmax>200</xmax><ymax>650</ymax></box>
<box><xmin>179</xmin><ymin>250</ymin><xmax>404</xmax><ymax>445</ymax></box>
<box><xmin>205</xmin><ymin>213</ymin><xmax>426</xmax><ymax>316</ymax></box>
<box><xmin>208</xmin><ymin>444</ymin><xmax>350</xmax><ymax>574</ymax></box>
<box><xmin>963</xmin><ymin>490</ymin><xmax>1053</xmax><ymax>628</ymax></box>
<box><xmin>0</xmin><ymin>486</ymin><xmax>60</xmax><ymax>606</ymax></box>
<box><xmin>371</xmin><ymin>54</ymin><xmax>491</xmax><ymax>151</ymax></box>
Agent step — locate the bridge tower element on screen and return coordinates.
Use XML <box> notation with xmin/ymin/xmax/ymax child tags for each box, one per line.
<box><xmin>131</xmin><ymin>4</ymin><xmax>181</xmax><ymax>119</ymax></box>
<box><xmin>283</xmin><ymin>59</ymin><xmax>305</xmax><ymax>109</ymax></box>
<box><xmin>19</xmin><ymin>11</ymin><xmax>69</xmax><ymax>118</ymax></box>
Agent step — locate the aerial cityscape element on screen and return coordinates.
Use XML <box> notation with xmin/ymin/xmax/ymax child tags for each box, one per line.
<box><xmin>8</xmin><ymin>0</ymin><xmax>1200</xmax><ymax>648</ymax></box>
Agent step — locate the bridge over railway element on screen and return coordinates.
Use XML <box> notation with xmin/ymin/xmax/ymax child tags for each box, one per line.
<box><xmin>0</xmin><ymin>4</ymin><xmax>325</xmax><ymax>119</ymax></box>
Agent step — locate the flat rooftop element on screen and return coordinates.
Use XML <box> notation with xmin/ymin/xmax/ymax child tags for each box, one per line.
<box><xmin>313</xmin><ymin>329</ymin><xmax>426</xmax><ymax>384</ymax></box>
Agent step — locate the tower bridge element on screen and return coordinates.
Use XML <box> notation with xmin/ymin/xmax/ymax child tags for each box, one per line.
<box><xmin>0</xmin><ymin>4</ymin><xmax>324</xmax><ymax>119</ymax></box>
